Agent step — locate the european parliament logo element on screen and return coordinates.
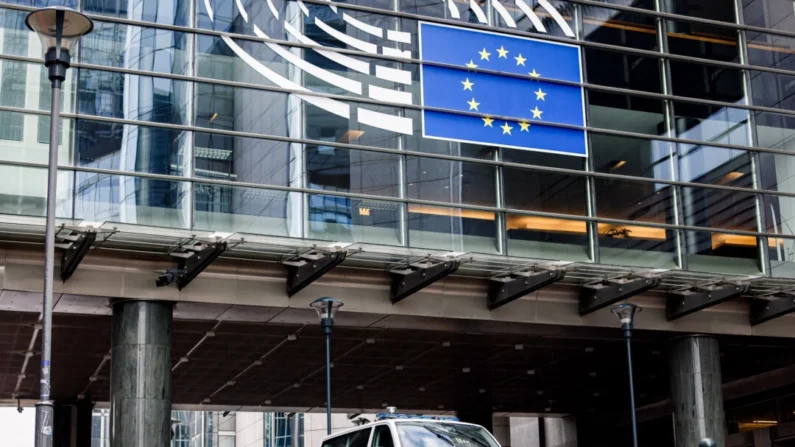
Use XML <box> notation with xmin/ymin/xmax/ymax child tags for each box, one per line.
<box><xmin>419</xmin><ymin>23</ymin><xmax>587</xmax><ymax>157</ymax></box>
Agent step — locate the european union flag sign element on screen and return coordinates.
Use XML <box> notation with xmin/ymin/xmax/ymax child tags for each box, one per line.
<box><xmin>419</xmin><ymin>23</ymin><xmax>587</xmax><ymax>157</ymax></box>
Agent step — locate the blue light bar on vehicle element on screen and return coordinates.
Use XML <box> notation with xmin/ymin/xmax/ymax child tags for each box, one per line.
<box><xmin>376</xmin><ymin>413</ymin><xmax>460</xmax><ymax>421</ymax></box>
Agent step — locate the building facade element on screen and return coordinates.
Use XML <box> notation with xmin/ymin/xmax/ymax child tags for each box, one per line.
<box><xmin>0</xmin><ymin>0</ymin><xmax>792</xmax><ymax>277</ymax></box>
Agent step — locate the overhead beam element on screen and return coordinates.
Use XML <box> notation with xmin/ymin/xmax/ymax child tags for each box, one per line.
<box><xmin>579</xmin><ymin>273</ymin><xmax>661</xmax><ymax>315</ymax></box>
<box><xmin>488</xmin><ymin>267</ymin><xmax>566</xmax><ymax>311</ymax></box>
<box><xmin>390</xmin><ymin>260</ymin><xmax>460</xmax><ymax>303</ymax></box>
<box><xmin>750</xmin><ymin>294</ymin><xmax>795</xmax><ymax>326</ymax></box>
<box><xmin>667</xmin><ymin>280</ymin><xmax>750</xmax><ymax>321</ymax></box>
<box><xmin>284</xmin><ymin>250</ymin><xmax>347</xmax><ymax>297</ymax></box>
<box><xmin>60</xmin><ymin>231</ymin><xmax>97</xmax><ymax>281</ymax></box>
<box><xmin>176</xmin><ymin>242</ymin><xmax>228</xmax><ymax>290</ymax></box>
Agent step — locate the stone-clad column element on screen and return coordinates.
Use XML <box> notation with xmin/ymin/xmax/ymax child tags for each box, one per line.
<box><xmin>669</xmin><ymin>336</ymin><xmax>726</xmax><ymax>447</ymax></box>
<box><xmin>110</xmin><ymin>301</ymin><xmax>173</xmax><ymax>447</ymax></box>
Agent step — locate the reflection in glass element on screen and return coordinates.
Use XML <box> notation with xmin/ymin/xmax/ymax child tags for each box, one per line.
<box><xmin>407</xmin><ymin>157</ymin><xmax>496</xmax><ymax>206</ymax></box>
<box><xmin>198</xmin><ymin>0</ymin><xmax>290</xmax><ymax>35</ymax></box>
<box><xmin>672</xmin><ymin>102</ymin><xmax>750</xmax><ymax>147</ymax></box>
<box><xmin>750</xmin><ymin>70</ymin><xmax>795</xmax><ymax>111</ymax></box>
<box><xmin>587</xmin><ymin>90</ymin><xmax>665</xmax><ymax>135</ymax></box>
<box><xmin>581</xmin><ymin>6</ymin><xmax>657</xmax><ymax>50</ymax></box>
<box><xmin>670</xmin><ymin>61</ymin><xmax>744</xmax><ymax>103</ymax></box>
<box><xmin>662</xmin><ymin>0</ymin><xmax>735</xmax><ymax>22</ymax></box>
<box><xmin>194</xmin><ymin>184</ymin><xmax>298</xmax><ymax>236</ymax></box>
<box><xmin>591</xmin><ymin>134</ymin><xmax>672</xmax><ymax>180</ymax></box>
<box><xmin>194</xmin><ymin>82</ymin><xmax>291</xmax><ymax>138</ymax></box>
<box><xmin>759</xmin><ymin>152</ymin><xmax>795</xmax><ymax>194</ymax></box>
<box><xmin>194</xmin><ymin>132</ymin><xmax>294</xmax><ymax>186</ymax></box>
<box><xmin>746</xmin><ymin>32</ymin><xmax>795</xmax><ymax>71</ymax></box>
<box><xmin>503</xmin><ymin>167</ymin><xmax>587</xmax><ymax>215</ymax></box>
<box><xmin>75</xmin><ymin>120</ymin><xmax>189</xmax><ymax>176</ymax></box>
<box><xmin>0</xmin><ymin>113</ymin><xmax>73</xmax><ymax>165</ymax></box>
<box><xmin>754</xmin><ymin>111</ymin><xmax>795</xmax><ymax>150</ymax></box>
<box><xmin>598</xmin><ymin>223</ymin><xmax>677</xmax><ymax>268</ymax></box>
<box><xmin>741</xmin><ymin>0</ymin><xmax>795</xmax><ymax>32</ymax></box>
<box><xmin>594</xmin><ymin>179</ymin><xmax>674</xmax><ymax>224</ymax></box>
<box><xmin>681</xmin><ymin>186</ymin><xmax>757</xmax><ymax>231</ymax></box>
<box><xmin>75</xmin><ymin>173</ymin><xmax>189</xmax><ymax>228</ymax></box>
<box><xmin>0</xmin><ymin>166</ymin><xmax>72</xmax><ymax>218</ymax></box>
<box><xmin>677</xmin><ymin>144</ymin><xmax>752</xmax><ymax>187</ymax></box>
<box><xmin>307</xmin><ymin>147</ymin><xmax>400</xmax><ymax>197</ymax></box>
<box><xmin>685</xmin><ymin>231</ymin><xmax>761</xmax><ymax>275</ymax></box>
<box><xmin>84</xmin><ymin>0</ymin><xmax>188</xmax><ymax>26</ymax></box>
<box><xmin>666</xmin><ymin>19</ymin><xmax>738</xmax><ymax>62</ymax></box>
<box><xmin>764</xmin><ymin>194</ymin><xmax>795</xmax><ymax>277</ymax></box>
<box><xmin>308</xmin><ymin>195</ymin><xmax>403</xmax><ymax>245</ymax></box>
<box><xmin>503</xmin><ymin>147</ymin><xmax>585</xmax><ymax>170</ymax></box>
<box><xmin>408</xmin><ymin>204</ymin><xmax>498</xmax><ymax>254</ymax></box>
<box><xmin>81</xmin><ymin>21</ymin><xmax>190</xmax><ymax>75</ymax></box>
<box><xmin>506</xmin><ymin>214</ymin><xmax>590</xmax><ymax>261</ymax></box>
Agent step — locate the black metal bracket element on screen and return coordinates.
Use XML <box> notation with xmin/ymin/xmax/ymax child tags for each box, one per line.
<box><xmin>283</xmin><ymin>249</ymin><xmax>347</xmax><ymax>297</ymax></box>
<box><xmin>390</xmin><ymin>259</ymin><xmax>460</xmax><ymax>303</ymax></box>
<box><xmin>579</xmin><ymin>273</ymin><xmax>662</xmax><ymax>315</ymax></box>
<box><xmin>750</xmin><ymin>293</ymin><xmax>795</xmax><ymax>326</ymax></box>
<box><xmin>175</xmin><ymin>242</ymin><xmax>228</xmax><ymax>290</ymax></box>
<box><xmin>488</xmin><ymin>267</ymin><xmax>566</xmax><ymax>311</ymax></box>
<box><xmin>60</xmin><ymin>230</ymin><xmax>97</xmax><ymax>281</ymax></box>
<box><xmin>666</xmin><ymin>280</ymin><xmax>750</xmax><ymax>321</ymax></box>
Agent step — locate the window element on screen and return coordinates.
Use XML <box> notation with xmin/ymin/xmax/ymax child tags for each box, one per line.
<box><xmin>372</xmin><ymin>425</ymin><xmax>394</xmax><ymax>447</ymax></box>
<box><xmin>395</xmin><ymin>423</ymin><xmax>499</xmax><ymax>447</ymax></box>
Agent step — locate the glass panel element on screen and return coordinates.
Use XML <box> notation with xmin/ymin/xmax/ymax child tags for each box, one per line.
<box><xmin>0</xmin><ymin>166</ymin><xmax>72</xmax><ymax>218</ymax></box>
<box><xmin>594</xmin><ymin>179</ymin><xmax>674</xmax><ymax>224</ymax></box>
<box><xmin>598</xmin><ymin>223</ymin><xmax>677</xmax><ymax>268</ymax></box>
<box><xmin>75</xmin><ymin>173</ymin><xmax>188</xmax><ymax>228</ymax></box>
<box><xmin>685</xmin><ymin>230</ymin><xmax>761</xmax><ymax>275</ymax></box>
<box><xmin>197</xmin><ymin>0</ymin><xmax>291</xmax><ymax>34</ymax></box>
<box><xmin>672</xmin><ymin>101</ymin><xmax>750</xmax><ymax>147</ymax></box>
<box><xmin>764</xmin><ymin>194</ymin><xmax>795</xmax><ymax>277</ymax></box>
<box><xmin>197</xmin><ymin>34</ymin><xmax>290</xmax><ymax>85</ymax></box>
<box><xmin>585</xmin><ymin>49</ymin><xmax>662</xmax><ymax>93</ymax></box>
<box><xmin>194</xmin><ymin>82</ymin><xmax>293</xmax><ymax>138</ymax></box>
<box><xmin>669</xmin><ymin>61</ymin><xmax>745</xmax><ymax>103</ymax></box>
<box><xmin>582</xmin><ymin>6</ymin><xmax>658</xmax><ymax>50</ymax></box>
<box><xmin>503</xmin><ymin>147</ymin><xmax>585</xmax><ymax>170</ymax></box>
<box><xmin>308</xmin><ymin>195</ymin><xmax>403</xmax><ymax>245</ymax></box>
<box><xmin>666</xmin><ymin>19</ymin><xmax>739</xmax><ymax>62</ymax></box>
<box><xmin>75</xmin><ymin>120</ymin><xmax>189</xmax><ymax>175</ymax></box>
<box><xmin>681</xmin><ymin>186</ymin><xmax>757</xmax><ymax>231</ymax></box>
<box><xmin>194</xmin><ymin>184</ymin><xmax>299</xmax><ymax>236</ymax></box>
<box><xmin>308</xmin><ymin>147</ymin><xmax>400</xmax><ymax>197</ymax></box>
<box><xmin>591</xmin><ymin>134</ymin><xmax>673</xmax><ymax>180</ymax></box>
<box><xmin>760</xmin><ymin>152</ymin><xmax>795</xmax><ymax>192</ymax></box>
<box><xmin>194</xmin><ymin>132</ymin><xmax>294</xmax><ymax>186</ymax></box>
<box><xmin>0</xmin><ymin>7</ymin><xmax>30</xmax><ymax>57</ymax></box>
<box><xmin>408</xmin><ymin>204</ymin><xmax>498</xmax><ymax>254</ymax></box>
<box><xmin>749</xmin><ymin>70</ymin><xmax>795</xmax><ymax>111</ymax></box>
<box><xmin>741</xmin><ymin>0</ymin><xmax>795</xmax><ymax>32</ymax></box>
<box><xmin>505</xmin><ymin>214</ymin><xmax>590</xmax><ymax>261</ymax></box>
<box><xmin>0</xmin><ymin>113</ymin><xmax>73</xmax><ymax>165</ymax></box>
<box><xmin>83</xmin><ymin>0</ymin><xmax>189</xmax><ymax>26</ymax></box>
<box><xmin>663</xmin><ymin>0</ymin><xmax>736</xmax><ymax>23</ymax></box>
<box><xmin>503</xmin><ymin>167</ymin><xmax>587</xmax><ymax>215</ymax></box>
<box><xmin>81</xmin><ymin>21</ymin><xmax>191</xmax><ymax>76</ymax></box>
<box><xmin>587</xmin><ymin>90</ymin><xmax>666</xmax><ymax>135</ymax></box>
<box><xmin>746</xmin><ymin>31</ymin><xmax>795</xmax><ymax>71</ymax></box>
<box><xmin>79</xmin><ymin>69</ymin><xmax>191</xmax><ymax>125</ymax></box>
<box><xmin>406</xmin><ymin>157</ymin><xmax>496</xmax><ymax>206</ymax></box>
<box><xmin>677</xmin><ymin>144</ymin><xmax>753</xmax><ymax>187</ymax></box>
<box><xmin>754</xmin><ymin>111</ymin><xmax>795</xmax><ymax>151</ymax></box>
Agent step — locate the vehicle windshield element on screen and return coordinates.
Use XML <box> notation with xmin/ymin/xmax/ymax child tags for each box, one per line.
<box><xmin>396</xmin><ymin>422</ymin><xmax>500</xmax><ymax>447</ymax></box>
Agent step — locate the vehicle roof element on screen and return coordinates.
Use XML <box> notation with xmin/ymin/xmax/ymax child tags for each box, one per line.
<box><xmin>321</xmin><ymin>418</ymin><xmax>484</xmax><ymax>442</ymax></box>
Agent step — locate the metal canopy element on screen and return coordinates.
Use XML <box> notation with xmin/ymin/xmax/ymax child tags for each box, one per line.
<box><xmin>488</xmin><ymin>266</ymin><xmax>566</xmax><ymax>310</ymax></box>
<box><xmin>750</xmin><ymin>294</ymin><xmax>795</xmax><ymax>326</ymax></box>
<box><xmin>579</xmin><ymin>272</ymin><xmax>663</xmax><ymax>315</ymax></box>
<box><xmin>666</xmin><ymin>280</ymin><xmax>751</xmax><ymax>321</ymax></box>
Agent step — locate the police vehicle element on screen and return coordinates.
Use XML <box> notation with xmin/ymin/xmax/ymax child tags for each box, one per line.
<box><xmin>320</xmin><ymin>409</ymin><xmax>501</xmax><ymax>447</ymax></box>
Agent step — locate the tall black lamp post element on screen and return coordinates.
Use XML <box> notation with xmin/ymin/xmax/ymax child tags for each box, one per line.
<box><xmin>25</xmin><ymin>7</ymin><xmax>93</xmax><ymax>447</ymax></box>
<box><xmin>311</xmin><ymin>297</ymin><xmax>343</xmax><ymax>435</ymax></box>
<box><xmin>611</xmin><ymin>303</ymin><xmax>642</xmax><ymax>447</ymax></box>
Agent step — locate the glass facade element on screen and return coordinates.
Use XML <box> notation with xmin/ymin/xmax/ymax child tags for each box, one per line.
<box><xmin>1</xmin><ymin>0</ymin><xmax>795</xmax><ymax>276</ymax></box>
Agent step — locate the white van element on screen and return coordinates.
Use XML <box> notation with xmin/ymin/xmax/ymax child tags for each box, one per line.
<box><xmin>320</xmin><ymin>413</ymin><xmax>501</xmax><ymax>447</ymax></box>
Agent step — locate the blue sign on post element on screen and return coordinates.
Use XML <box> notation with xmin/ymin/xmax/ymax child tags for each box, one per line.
<box><xmin>419</xmin><ymin>23</ymin><xmax>587</xmax><ymax>157</ymax></box>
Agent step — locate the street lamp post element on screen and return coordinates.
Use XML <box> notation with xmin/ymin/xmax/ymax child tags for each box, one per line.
<box><xmin>310</xmin><ymin>297</ymin><xmax>343</xmax><ymax>435</ymax></box>
<box><xmin>611</xmin><ymin>303</ymin><xmax>642</xmax><ymax>447</ymax></box>
<box><xmin>25</xmin><ymin>7</ymin><xmax>93</xmax><ymax>447</ymax></box>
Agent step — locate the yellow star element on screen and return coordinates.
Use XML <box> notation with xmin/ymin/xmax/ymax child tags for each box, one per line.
<box><xmin>519</xmin><ymin>121</ymin><xmax>530</xmax><ymax>132</ymax></box>
<box><xmin>467</xmin><ymin>98</ymin><xmax>480</xmax><ymax>111</ymax></box>
<box><xmin>534</xmin><ymin>88</ymin><xmax>547</xmax><ymax>101</ymax></box>
<box><xmin>478</xmin><ymin>48</ymin><xmax>491</xmax><ymax>61</ymax></box>
<box><xmin>462</xmin><ymin>78</ymin><xmax>474</xmax><ymax>91</ymax></box>
<box><xmin>466</xmin><ymin>60</ymin><xmax>478</xmax><ymax>69</ymax></box>
<box><xmin>515</xmin><ymin>54</ymin><xmax>526</xmax><ymax>66</ymax></box>
<box><xmin>531</xmin><ymin>106</ymin><xmax>543</xmax><ymax>119</ymax></box>
<box><xmin>529</xmin><ymin>69</ymin><xmax>541</xmax><ymax>78</ymax></box>
<box><xmin>496</xmin><ymin>46</ymin><xmax>508</xmax><ymax>58</ymax></box>
<box><xmin>482</xmin><ymin>116</ymin><xmax>494</xmax><ymax>127</ymax></box>
<box><xmin>501</xmin><ymin>122</ymin><xmax>513</xmax><ymax>135</ymax></box>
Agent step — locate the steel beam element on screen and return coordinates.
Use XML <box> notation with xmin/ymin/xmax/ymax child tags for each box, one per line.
<box><xmin>284</xmin><ymin>250</ymin><xmax>347</xmax><ymax>297</ymax></box>
<box><xmin>176</xmin><ymin>242</ymin><xmax>228</xmax><ymax>290</ymax></box>
<box><xmin>666</xmin><ymin>280</ymin><xmax>750</xmax><ymax>321</ymax></box>
<box><xmin>750</xmin><ymin>294</ymin><xmax>795</xmax><ymax>326</ymax></box>
<box><xmin>488</xmin><ymin>267</ymin><xmax>566</xmax><ymax>311</ymax></box>
<box><xmin>60</xmin><ymin>231</ymin><xmax>97</xmax><ymax>281</ymax></box>
<box><xmin>390</xmin><ymin>260</ymin><xmax>460</xmax><ymax>303</ymax></box>
<box><xmin>579</xmin><ymin>274</ymin><xmax>661</xmax><ymax>315</ymax></box>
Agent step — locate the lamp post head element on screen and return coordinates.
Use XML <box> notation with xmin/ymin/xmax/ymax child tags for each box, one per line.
<box><xmin>611</xmin><ymin>303</ymin><xmax>641</xmax><ymax>334</ymax></box>
<box><xmin>310</xmin><ymin>297</ymin><xmax>343</xmax><ymax>333</ymax></box>
<box><xmin>26</xmin><ymin>7</ymin><xmax>93</xmax><ymax>84</ymax></box>
<box><xmin>698</xmin><ymin>439</ymin><xmax>716</xmax><ymax>447</ymax></box>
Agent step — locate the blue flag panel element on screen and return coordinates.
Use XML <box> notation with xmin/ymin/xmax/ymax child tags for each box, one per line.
<box><xmin>419</xmin><ymin>22</ymin><xmax>587</xmax><ymax>157</ymax></box>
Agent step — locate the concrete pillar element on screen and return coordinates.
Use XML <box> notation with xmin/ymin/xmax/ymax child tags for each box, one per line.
<box><xmin>669</xmin><ymin>336</ymin><xmax>726</xmax><ymax>447</ymax></box>
<box><xmin>543</xmin><ymin>418</ymin><xmax>577</xmax><ymax>447</ymax></box>
<box><xmin>53</xmin><ymin>400</ymin><xmax>93</xmax><ymax>447</ymax></box>
<box><xmin>110</xmin><ymin>300</ymin><xmax>173</xmax><ymax>447</ymax></box>
<box><xmin>509</xmin><ymin>417</ymin><xmax>541</xmax><ymax>447</ymax></box>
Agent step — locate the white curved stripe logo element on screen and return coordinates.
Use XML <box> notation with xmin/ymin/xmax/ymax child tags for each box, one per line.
<box><xmin>447</xmin><ymin>0</ymin><xmax>461</xmax><ymax>19</ymax></box>
<box><xmin>284</xmin><ymin>22</ymin><xmax>370</xmax><ymax>75</ymax></box>
<box><xmin>221</xmin><ymin>35</ymin><xmax>350</xmax><ymax>119</ymax></box>
<box><xmin>266</xmin><ymin>0</ymin><xmax>280</xmax><ymax>19</ymax></box>
<box><xmin>514</xmin><ymin>0</ymin><xmax>546</xmax><ymax>33</ymax></box>
<box><xmin>387</xmin><ymin>30</ymin><xmax>412</xmax><ymax>44</ymax></box>
<box><xmin>343</xmin><ymin>12</ymin><xmax>384</xmax><ymax>38</ymax></box>
<box><xmin>538</xmin><ymin>0</ymin><xmax>575</xmax><ymax>37</ymax></box>
<box><xmin>204</xmin><ymin>0</ymin><xmax>214</xmax><ymax>22</ymax></box>
<box><xmin>234</xmin><ymin>0</ymin><xmax>248</xmax><ymax>22</ymax></box>
<box><xmin>375</xmin><ymin>65</ymin><xmax>412</xmax><ymax>85</ymax></box>
<box><xmin>382</xmin><ymin>47</ymin><xmax>410</xmax><ymax>58</ymax></box>
<box><xmin>368</xmin><ymin>85</ymin><xmax>413</xmax><ymax>105</ymax></box>
<box><xmin>492</xmin><ymin>0</ymin><xmax>516</xmax><ymax>28</ymax></box>
<box><xmin>469</xmin><ymin>0</ymin><xmax>488</xmax><ymax>24</ymax></box>
<box><xmin>296</xmin><ymin>0</ymin><xmax>309</xmax><ymax>16</ymax></box>
<box><xmin>252</xmin><ymin>25</ymin><xmax>363</xmax><ymax>95</ymax></box>
<box><xmin>358</xmin><ymin>108</ymin><xmax>413</xmax><ymax>135</ymax></box>
<box><xmin>315</xmin><ymin>17</ymin><xmax>378</xmax><ymax>54</ymax></box>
